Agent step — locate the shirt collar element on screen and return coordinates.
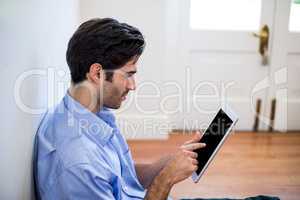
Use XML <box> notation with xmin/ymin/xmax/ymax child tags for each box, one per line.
<box><xmin>63</xmin><ymin>92</ymin><xmax>114</xmax><ymax>145</ymax></box>
<box><xmin>96</xmin><ymin>107</ymin><xmax>117</xmax><ymax>128</ymax></box>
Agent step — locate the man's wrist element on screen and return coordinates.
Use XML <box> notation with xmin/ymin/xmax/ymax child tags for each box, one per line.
<box><xmin>144</xmin><ymin>166</ymin><xmax>173</xmax><ymax>200</ymax></box>
<box><xmin>157</xmin><ymin>165</ymin><xmax>174</xmax><ymax>188</ymax></box>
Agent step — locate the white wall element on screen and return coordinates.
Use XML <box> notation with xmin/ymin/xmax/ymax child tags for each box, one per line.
<box><xmin>0</xmin><ymin>0</ymin><xmax>79</xmax><ymax>199</ymax></box>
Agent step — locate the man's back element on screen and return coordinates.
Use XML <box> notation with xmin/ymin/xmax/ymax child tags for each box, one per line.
<box><xmin>34</xmin><ymin>93</ymin><xmax>145</xmax><ymax>200</ymax></box>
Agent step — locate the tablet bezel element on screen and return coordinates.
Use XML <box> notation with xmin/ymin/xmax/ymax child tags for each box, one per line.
<box><xmin>191</xmin><ymin>104</ymin><xmax>238</xmax><ymax>183</ymax></box>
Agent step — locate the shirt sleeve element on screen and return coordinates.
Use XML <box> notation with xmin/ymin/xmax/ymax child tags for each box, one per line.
<box><xmin>44</xmin><ymin>164</ymin><xmax>116</xmax><ymax>200</ymax></box>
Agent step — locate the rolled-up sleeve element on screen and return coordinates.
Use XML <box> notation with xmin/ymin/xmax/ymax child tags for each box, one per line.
<box><xmin>44</xmin><ymin>164</ymin><xmax>116</xmax><ymax>200</ymax></box>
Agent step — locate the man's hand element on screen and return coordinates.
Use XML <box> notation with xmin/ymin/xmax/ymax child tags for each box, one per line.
<box><xmin>144</xmin><ymin>131</ymin><xmax>206</xmax><ymax>200</ymax></box>
<box><xmin>163</xmin><ymin>131</ymin><xmax>206</xmax><ymax>184</ymax></box>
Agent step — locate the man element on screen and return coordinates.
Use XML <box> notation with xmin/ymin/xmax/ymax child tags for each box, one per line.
<box><xmin>34</xmin><ymin>18</ymin><xmax>206</xmax><ymax>200</ymax></box>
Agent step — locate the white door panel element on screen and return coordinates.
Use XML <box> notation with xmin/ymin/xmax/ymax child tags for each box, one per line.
<box><xmin>271</xmin><ymin>0</ymin><xmax>300</xmax><ymax>131</ymax></box>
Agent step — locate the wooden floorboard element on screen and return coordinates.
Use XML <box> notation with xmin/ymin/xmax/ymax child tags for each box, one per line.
<box><xmin>128</xmin><ymin>131</ymin><xmax>300</xmax><ymax>200</ymax></box>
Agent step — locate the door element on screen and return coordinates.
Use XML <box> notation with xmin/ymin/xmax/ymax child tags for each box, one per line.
<box><xmin>271</xmin><ymin>0</ymin><xmax>300</xmax><ymax>131</ymax></box>
<box><xmin>167</xmin><ymin>0</ymin><xmax>299</xmax><ymax>131</ymax></box>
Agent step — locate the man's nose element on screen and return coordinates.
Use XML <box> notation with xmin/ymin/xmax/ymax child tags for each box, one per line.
<box><xmin>127</xmin><ymin>77</ymin><xmax>136</xmax><ymax>90</ymax></box>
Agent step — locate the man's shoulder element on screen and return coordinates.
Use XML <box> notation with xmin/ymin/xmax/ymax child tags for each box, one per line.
<box><xmin>37</xmin><ymin>109</ymin><xmax>111</xmax><ymax>157</ymax></box>
<box><xmin>36</xmin><ymin>113</ymin><xmax>114</xmax><ymax>188</ymax></box>
<box><xmin>36</xmin><ymin>100</ymin><xmax>85</xmax><ymax>144</ymax></box>
<box><xmin>36</xmin><ymin>102</ymin><xmax>68</xmax><ymax>135</ymax></box>
<box><xmin>35</xmin><ymin>99</ymin><xmax>116</xmax><ymax>177</ymax></box>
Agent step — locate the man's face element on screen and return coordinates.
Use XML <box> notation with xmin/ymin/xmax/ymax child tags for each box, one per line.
<box><xmin>102</xmin><ymin>57</ymin><xmax>138</xmax><ymax>109</ymax></box>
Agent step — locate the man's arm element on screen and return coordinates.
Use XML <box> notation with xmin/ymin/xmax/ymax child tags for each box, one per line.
<box><xmin>135</xmin><ymin>155</ymin><xmax>173</xmax><ymax>189</ymax></box>
<box><xmin>144</xmin><ymin>142</ymin><xmax>205</xmax><ymax>200</ymax></box>
<box><xmin>143</xmin><ymin>132</ymin><xmax>206</xmax><ymax>200</ymax></box>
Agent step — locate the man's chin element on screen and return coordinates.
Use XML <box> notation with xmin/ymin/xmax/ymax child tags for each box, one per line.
<box><xmin>111</xmin><ymin>104</ymin><xmax>121</xmax><ymax>109</ymax></box>
<box><xmin>104</xmin><ymin>102</ymin><xmax>122</xmax><ymax>109</ymax></box>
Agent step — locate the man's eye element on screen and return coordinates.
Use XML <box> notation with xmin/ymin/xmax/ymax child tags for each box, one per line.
<box><xmin>127</xmin><ymin>73</ymin><xmax>134</xmax><ymax>78</ymax></box>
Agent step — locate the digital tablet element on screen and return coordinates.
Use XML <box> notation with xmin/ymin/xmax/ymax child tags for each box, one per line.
<box><xmin>191</xmin><ymin>105</ymin><xmax>238</xmax><ymax>183</ymax></box>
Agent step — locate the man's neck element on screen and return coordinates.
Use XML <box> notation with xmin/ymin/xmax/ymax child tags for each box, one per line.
<box><xmin>68</xmin><ymin>82</ymin><xmax>101</xmax><ymax>114</ymax></box>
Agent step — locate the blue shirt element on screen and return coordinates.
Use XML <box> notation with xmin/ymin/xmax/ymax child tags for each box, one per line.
<box><xmin>33</xmin><ymin>93</ymin><xmax>147</xmax><ymax>200</ymax></box>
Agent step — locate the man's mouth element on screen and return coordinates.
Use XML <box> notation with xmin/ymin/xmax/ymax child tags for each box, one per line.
<box><xmin>121</xmin><ymin>92</ymin><xmax>128</xmax><ymax>101</ymax></box>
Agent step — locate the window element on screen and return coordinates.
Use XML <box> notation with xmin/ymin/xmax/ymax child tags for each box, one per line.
<box><xmin>189</xmin><ymin>0</ymin><xmax>262</xmax><ymax>31</ymax></box>
<box><xmin>289</xmin><ymin>1</ymin><xmax>300</xmax><ymax>32</ymax></box>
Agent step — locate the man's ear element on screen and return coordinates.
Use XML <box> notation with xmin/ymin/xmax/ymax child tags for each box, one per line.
<box><xmin>87</xmin><ymin>63</ymin><xmax>104</xmax><ymax>83</ymax></box>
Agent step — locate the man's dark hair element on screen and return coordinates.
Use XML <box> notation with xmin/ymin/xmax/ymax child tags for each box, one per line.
<box><xmin>66</xmin><ymin>18</ymin><xmax>145</xmax><ymax>83</ymax></box>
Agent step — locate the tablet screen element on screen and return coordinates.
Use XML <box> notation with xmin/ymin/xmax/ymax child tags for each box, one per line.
<box><xmin>195</xmin><ymin>109</ymin><xmax>233</xmax><ymax>175</ymax></box>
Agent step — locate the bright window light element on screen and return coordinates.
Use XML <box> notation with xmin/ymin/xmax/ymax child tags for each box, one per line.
<box><xmin>289</xmin><ymin>1</ymin><xmax>300</xmax><ymax>32</ymax></box>
<box><xmin>190</xmin><ymin>0</ymin><xmax>261</xmax><ymax>31</ymax></box>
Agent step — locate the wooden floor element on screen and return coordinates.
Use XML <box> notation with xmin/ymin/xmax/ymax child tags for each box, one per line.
<box><xmin>128</xmin><ymin>131</ymin><xmax>300</xmax><ymax>200</ymax></box>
